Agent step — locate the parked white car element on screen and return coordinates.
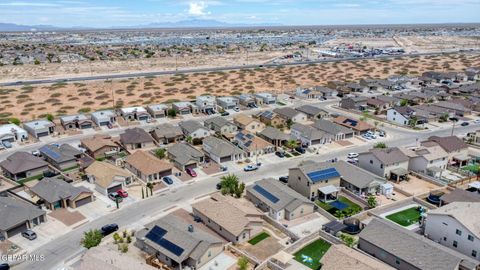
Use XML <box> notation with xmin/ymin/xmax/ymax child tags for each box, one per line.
<box><xmin>347</xmin><ymin>152</ymin><xmax>359</xmax><ymax>159</ymax></box>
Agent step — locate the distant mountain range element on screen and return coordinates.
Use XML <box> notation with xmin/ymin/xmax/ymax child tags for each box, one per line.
<box><xmin>0</xmin><ymin>20</ymin><xmax>281</xmax><ymax>31</ymax></box>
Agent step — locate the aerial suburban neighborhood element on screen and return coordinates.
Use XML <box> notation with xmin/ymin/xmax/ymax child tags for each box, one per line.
<box><xmin>1</xmin><ymin>2</ymin><xmax>480</xmax><ymax>270</ymax></box>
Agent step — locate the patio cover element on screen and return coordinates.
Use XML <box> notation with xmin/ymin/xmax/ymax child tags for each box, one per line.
<box><xmin>390</xmin><ymin>167</ymin><xmax>408</xmax><ymax>176</ymax></box>
<box><xmin>271</xmin><ymin>251</ymin><xmax>294</xmax><ymax>265</ymax></box>
<box><xmin>469</xmin><ymin>181</ymin><xmax>480</xmax><ymax>190</ymax></box>
<box><xmin>453</xmin><ymin>154</ymin><xmax>470</xmax><ymax>161</ymax></box>
<box><xmin>323</xmin><ymin>220</ymin><xmax>347</xmax><ymax>235</ymax></box>
<box><xmin>318</xmin><ymin>185</ymin><xmax>339</xmax><ymax>195</ymax></box>
<box><xmin>427</xmin><ymin>166</ymin><xmax>443</xmax><ymax>173</ymax></box>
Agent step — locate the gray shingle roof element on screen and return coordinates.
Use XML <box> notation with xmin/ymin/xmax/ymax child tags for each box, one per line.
<box><xmin>204</xmin><ymin>116</ymin><xmax>234</xmax><ymax>128</ymax></box>
<box><xmin>30</xmin><ymin>177</ymin><xmax>92</xmax><ymax>203</ymax></box>
<box><xmin>247</xmin><ymin>178</ymin><xmax>313</xmax><ymax>212</ymax></box>
<box><xmin>363</xmin><ymin>147</ymin><xmax>409</xmax><ymax>165</ymax></box>
<box><xmin>291</xmin><ymin>123</ymin><xmax>326</xmax><ymax>141</ymax></box>
<box><xmin>179</xmin><ymin>120</ymin><xmax>206</xmax><ymax>134</ymax></box>
<box><xmin>151</xmin><ymin>124</ymin><xmax>183</xmax><ymax>139</ymax></box>
<box><xmin>295</xmin><ymin>105</ymin><xmax>327</xmax><ymax>117</ymax></box>
<box><xmin>427</xmin><ymin>136</ymin><xmax>468</xmax><ymax>153</ymax></box>
<box><xmin>259</xmin><ymin>126</ymin><xmax>289</xmax><ymax>141</ymax></box>
<box><xmin>359</xmin><ymin>218</ymin><xmax>479</xmax><ymax>270</ymax></box>
<box><xmin>0</xmin><ymin>151</ymin><xmax>48</xmax><ymax>175</ymax></box>
<box><xmin>0</xmin><ymin>196</ymin><xmax>46</xmax><ymax>230</ymax></box>
<box><xmin>167</xmin><ymin>143</ymin><xmax>204</xmax><ymax>166</ymax></box>
<box><xmin>312</xmin><ymin>119</ymin><xmax>353</xmax><ymax>136</ymax></box>
<box><xmin>273</xmin><ymin>107</ymin><xmax>302</xmax><ymax>120</ymax></box>
<box><xmin>137</xmin><ymin>214</ymin><xmax>222</xmax><ymax>263</ymax></box>
<box><xmin>335</xmin><ymin>161</ymin><xmax>385</xmax><ymax>189</ymax></box>
<box><xmin>39</xmin><ymin>144</ymin><xmax>82</xmax><ymax>163</ymax></box>
<box><xmin>120</xmin><ymin>128</ymin><xmax>154</xmax><ymax>144</ymax></box>
<box><xmin>203</xmin><ymin>136</ymin><xmax>244</xmax><ymax>157</ymax></box>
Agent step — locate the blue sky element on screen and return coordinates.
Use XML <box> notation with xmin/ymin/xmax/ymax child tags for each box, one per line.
<box><xmin>0</xmin><ymin>0</ymin><xmax>479</xmax><ymax>27</ymax></box>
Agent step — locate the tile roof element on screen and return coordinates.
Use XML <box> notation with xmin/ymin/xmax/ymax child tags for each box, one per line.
<box><xmin>233</xmin><ymin>114</ymin><xmax>256</xmax><ymax>126</ymax></box>
<box><xmin>359</xmin><ymin>218</ymin><xmax>478</xmax><ymax>270</ymax></box>
<box><xmin>125</xmin><ymin>151</ymin><xmax>172</xmax><ymax>175</ymax></box>
<box><xmin>273</xmin><ymin>107</ymin><xmax>302</xmax><ymax>119</ymax></box>
<box><xmin>30</xmin><ymin>177</ymin><xmax>92</xmax><ymax>203</ymax></box>
<box><xmin>179</xmin><ymin>120</ymin><xmax>206</xmax><ymax>134</ymax></box>
<box><xmin>192</xmin><ymin>194</ymin><xmax>263</xmax><ymax>236</ymax></box>
<box><xmin>0</xmin><ymin>151</ymin><xmax>48</xmax><ymax>174</ymax></box>
<box><xmin>0</xmin><ymin>196</ymin><xmax>46</xmax><ymax>230</ymax></box>
<box><xmin>440</xmin><ymin>188</ymin><xmax>480</xmax><ymax>205</ymax></box>
<box><xmin>204</xmin><ymin>116</ymin><xmax>234</xmax><ymax>128</ymax></box>
<box><xmin>85</xmin><ymin>161</ymin><xmax>133</xmax><ymax>189</ymax></box>
<box><xmin>234</xmin><ymin>131</ymin><xmax>273</xmax><ymax>151</ymax></box>
<box><xmin>291</xmin><ymin>123</ymin><xmax>326</xmax><ymax>141</ymax></box>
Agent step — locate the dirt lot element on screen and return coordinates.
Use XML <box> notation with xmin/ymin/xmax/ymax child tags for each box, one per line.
<box><xmin>393</xmin><ymin>175</ymin><xmax>442</xmax><ymax>196</ymax></box>
<box><xmin>1</xmin><ymin>52</ymin><xmax>479</xmax><ymax>121</ymax></box>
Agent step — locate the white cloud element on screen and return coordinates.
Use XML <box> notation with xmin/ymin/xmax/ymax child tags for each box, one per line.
<box><xmin>188</xmin><ymin>1</ymin><xmax>210</xmax><ymax>16</ymax></box>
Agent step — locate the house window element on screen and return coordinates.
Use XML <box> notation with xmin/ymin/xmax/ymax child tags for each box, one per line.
<box><xmin>443</xmin><ymin>237</ymin><xmax>447</xmax><ymax>241</ymax></box>
<box><xmin>395</xmin><ymin>258</ymin><xmax>400</xmax><ymax>265</ymax></box>
<box><xmin>468</xmin><ymin>235</ymin><xmax>474</xmax><ymax>242</ymax></box>
<box><xmin>208</xmin><ymin>251</ymin><xmax>212</xmax><ymax>257</ymax></box>
<box><xmin>472</xmin><ymin>250</ymin><xmax>477</xmax><ymax>258</ymax></box>
<box><xmin>380</xmin><ymin>164</ymin><xmax>383</xmax><ymax>169</ymax></box>
<box><xmin>370</xmin><ymin>160</ymin><xmax>373</xmax><ymax>164</ymax></box>
<box><xmin>243</xmin><ymin>233</ymin><xmax>246</xmax><ymax>239</ymax></box>
<box><xmin>307</xmin><ymin>182</ymin><xmax>310</xmax><ymax>186</ymax></box>
<box><xmin>456</xmin><ymin>229</ymin><xmax>462</xmax><ymax>236</ymax></box>
<box><xmin>453</xmin><ymin>241</ymin><xmax>458</xmax><ymax>248</ymax></box>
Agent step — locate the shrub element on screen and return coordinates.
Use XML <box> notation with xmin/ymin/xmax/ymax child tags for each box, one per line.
<box><xmin>81</xmin><ymin>229</ymin><xmax>103</xmax><ymax>249</ymax></box>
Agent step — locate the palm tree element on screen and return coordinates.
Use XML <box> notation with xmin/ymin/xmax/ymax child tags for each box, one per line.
<box><xmin>220</xmin><ymin>174</ymin><xmax>240</xmax><ymax>196</ymax></box>
<box><xmin>146</xmin><ymin>182</ymin><xmax>154</xmax><ymax>196</ymax></box>
<box><xmin>186</xmin><ymin>136</ymin><xmax>193</xmax><ymax>143</ymax></box>
<box><xmin>286</xmin><ymin>140</ymin><xmax>298</xmax><ymax>149</ymax></box>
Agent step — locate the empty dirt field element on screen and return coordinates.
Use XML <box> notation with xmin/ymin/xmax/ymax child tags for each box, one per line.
<box><xmin>1</xmin><ymin>52</ymin><xmax>479</xmax><ymax>121</ymax></box>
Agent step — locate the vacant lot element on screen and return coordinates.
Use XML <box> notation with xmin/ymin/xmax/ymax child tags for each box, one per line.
<box><xmin>1</xmin><ymin>52</ymin><xmax>479</xmax><ymax>121</ymax></box>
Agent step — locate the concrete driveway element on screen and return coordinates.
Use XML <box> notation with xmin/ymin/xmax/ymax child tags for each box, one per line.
<box><xmin>9</xmin><ymin>218</ymin><xmax>68</xmax><ymax>253</ymax></box>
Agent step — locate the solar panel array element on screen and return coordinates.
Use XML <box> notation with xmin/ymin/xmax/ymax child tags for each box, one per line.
<box><xmin>261</xmin><ymin>111</ymin><xmax>274</xmax><ymax>119</ymax></box>
<box><xmin>306</xmin><ymin>167</ymin><xmax>340</xmax><ymax>183</ymax></box>
<box><xmin>40</xmin><ymin>145</ymin><xmax>62</xmax><ymax>160</ymax></box>
<box><xmin>145</xmin><ymin>226</ymin><xmax>185</xmax><ymax>257</ymax></box>
<box><xmin>253</xmin><ymin>185</ymin><xmax>279</xmax><ymax>203</ymax></box>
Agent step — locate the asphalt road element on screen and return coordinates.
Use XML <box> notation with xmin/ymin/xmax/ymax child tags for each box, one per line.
<box><xmin>2</xmin><ymin>50</ymin><xmax>478</xmax><ymax>87</ymax></box>
<box><xmin>12</xmin><ymin>120</ymin><xmax>480</xmax><ymax>270</ymax></box>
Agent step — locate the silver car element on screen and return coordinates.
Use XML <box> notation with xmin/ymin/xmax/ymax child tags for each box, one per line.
<box><xmin>21</xmin><ymin>230</ymin><xmax>37</xmax><ymax>240</ymax></box>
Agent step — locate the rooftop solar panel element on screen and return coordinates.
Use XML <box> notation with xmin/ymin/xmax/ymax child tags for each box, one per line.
<box><xmin>40</xmin><ymin>145</ymin><xmax>62</xmax><ymax>161</ymax></box>
<box><xmin>145</xmin><ymin>226</ymin><xmax>184</xmax><ymax>257</ymax></box>
<box><xmin>253</xmin><ymin>185</ymin><xmax>279</xmax><ymax>203</ymax></box>
<box><xmin>307</xmin><ymin>167</ymin><xmax>340</xmax><ymax>183</ymax></box>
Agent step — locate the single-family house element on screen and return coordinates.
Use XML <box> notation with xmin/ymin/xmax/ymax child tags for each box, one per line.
<box><xmin>366</xmin><ymin>98</ymin><xmax>390</xmax><ymax>112</ymax></box>
<box><xmin>358</xmin><ymin>218</ymin><xmax>479</xmax><ymax>270</ymax></box>
<box><xmin>312</xmin><ymin>86</ymin><xmax>338</xmax><ymax>98</ymax></box>
<box><xmin>0</xmin><ymin>124</ymin><xmax>28</xmax><ymax>144</ymax></box>
<box><xmin>335</xmin><ymin>160</ymin><xmax>386</xmax><ymax>196</ymax></box>
<box><xmin>439</xmin><ymin>188</ymin><xmax>480</xmax><ymax>206</ymax></box>
<box><xmin>340</xmin><ymin>97</ymin><xmax>368</xmax><ymax>111</ymax></box>
<box><xmin>344</xmin><ymin>83</ymin><xmax>366</xmax><ymax>93</ymax></box>
<box><xmin>333</xmin><ymin>116</ymin><xmax>374</xmax><ymax>135</ymax></box>
<box><xmin>258</xmin><ymin>126</ymin><xmax>289</xmax><ymax>147</ymax></box>
<box><xmin>204</xmin><ymin>117</ymin><xmax>237</xmax><ymax>136</ymax></box>
<box><xmin>432</xmin><ymin>101</ymin><xmax>471</xmax><ymax>116</ymax></box>
<box><xmin>167</xmin><ymin>143</ymin><xmax>204</xmax><ymax>170</ymax></box>
<box><xmin>233</xmin><ymin>131</ymin><xmax>275</xmax><ymax>157</ymax></box>
<box><xmin>30</xmin><ymin>177</ymin><xmax>93</xmax><ymax>209</ymax></box>
<box><xmin>295</xmin><ymin>87</ymin><xmax>322</xmax><ymax>99</ymax></box>
<box><xmin>196</xmin><ymin>95</ymin><xmax>216</xmax><ymax>114</ymax></box>
<box><xmin>120</xmin><ymin>128</ymin><xmax>156</xmax><ymax>151</ymax></box>
<box><xmin>387</xmin><ymin>106</ymin><xmax>427</xmax><ymax>127</ymax></box>
<box><xmin>423</xmin><ymin>136</ymin><xmax>469</xmax><ymax>166</ymax></box>
<box><xmin>358</xmin><ymin>147</ymin><xmax>410</xmax><ymax>181</ymax></box>
<box><xmin>80</xmin><ymin>135</ymin><xmax>120</xmax><ymax>159</ymax></box>
<box><xmin>118</xmin><ymin>107</ymin><xmax>151</xmax><ymax>122</ymax></box>
<box><xmin>0</xmin><ymin>196</ymin><xmax>46</xmax><ymax>240</ymax></box>
<box><xmin>254</xmin><ymin>92</ymin><xmax>276</xmax><ymax>105</ymax></box>
<box><xmin>256</xmin><ymin>111</ymin><xmax>286</xmax><ymax>127</ymax></box>
<box><xmin>0</xmin><ymin>152</ymin><xmax>50</xmax><ymax>181</ymax></box>
<box><xmin>246</xmin><ymin>178</ymin><xmax>315</xmax><ymax>221</ymax></box>
<box><xmin>216</xmin><ymin>96</ymin><xmax>239</xmax><ymax>110</ymax></box>
<box><xmin>125</xmin><ymin>151</ymin><xmax>173</xmax><ymax>182</ymax></box>
<box><xmin>312</xmin><ymin>119</ymin><xmax>355</xmax><ymax>141</ymax></box>
<box><xmin>147</xmin><ymin>104</ymin><xmax>169</xmax><ymax>119</ymax></box>
<box><xmin>192</xmin><ymin>193</ymin><xmax>263</xmax><ymax>244</ymax></box>
<box><xmin>150</xmin><ymin>124</ymin><xmax>184</xmax><ymax>145</ymax></box>
<box><xmin>172</xmin><ymin>101</ymin><xmax>199</xmax><ymax>115</ymax></box>
<box><xmin>238</xmin><ymin>94</ymin><xmax>257</xmax><ymax>107</ymax></box>
<box><xmin>85</xmin><ymin>161</ymin><xmax>134</xmax><ymax>195</ymax></box>
<box><xmin>424</xmin><ymin>202</ymin><xmax>480</xmax><ymax>261</ymax></box>
<box><xmin>290</xmin><ymin>123</ymin><xmax>330</xmax><ymax>146</ymax></box>
<box><xmin>39</xmin><ymin>143</ymin><xmax>82</xmax><ymax>170</ymax></box>
<box><xmin>179</xmin><ymin>120</ymin><xmax>211</xmax><ymax>140</ymax></box>
<box><xmin>233</xmin><ymin>114</ymin><xmax>265</xmax><ymax>133</ymax></box>
<box><xmin>60</xmin><ymin>114</ymin><xmax>94</xmax><ymax>130</ymax></box>
<box><xmin>273</xmin><ymin>107</ymin><xmax>307</xmax><ymax>123</ymax></box>
<box><xmin>295</xmin><ymin>105</ymin><xmax>328</xmax><ymax>120</ymax></box>
<box><xmin>23</xmin><ymin>119</ymin><xmax>55</xmax><ymax>138</ymax></box>
<box><xmin>202</xmin><ymin>136</ymin><xmax>245</xmax><ymax>163</ymax></box>
<box><xmin>399</xmin><ymin>144</ymin><xmax>448</xmax><ymax>178</ymax></box>
<box><xmin>288</xmin><ymin>161</ymin><xmax>342</xmax><ymax>200</ymax></box>
<box><xmin>135</xmin><ymin>214</ymin><xmax>224</xmax><ymax>270</ymax></box>
<box><xmin>91</xmin><ymin>110</ymin><xmax>116</xmax><ymax>126</ymax></box>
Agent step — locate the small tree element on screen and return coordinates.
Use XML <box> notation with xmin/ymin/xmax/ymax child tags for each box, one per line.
<box><xmin>373</xmin><ymin>142</ymin><xmax>387</xmax><ymax>149</ymax></box>
<box><xmin>8</xmin><ymin>118</ymin><xmax>21</xmax><ymax>126</ymax></box>
<box><xmin>113</xmin><ymin>232</ymin><xmax>120</xmax><ymax>244</ymax></box>
<box><xmin>234</xmin><ymin>182</ymin><xmax>245</xmax><ymax>198</ymax></box>
<box><xmin>220</xmin><ymin>174</ymin><xmax>243</xmax><ymax>197</ymax></box>
<box><xmin>45</xmin><ymin>113</ymin><xmax>54</xmax><ymax>122</ymax></box>
<box><xmin>167</xmin><ymin>109</ymin><xmax>177</xmax><ymax>118</ymax></box>
<box><xmin>237</xmin><ymin>256</ymin><xmax>248</xmax><ymax>270</ymax></box>
<box><xmin>186</xmin><ymin>136</ymin><xmax>193</xmax><ymax>143</ymax></box>
<box><xmin>81</xmin><ymin>229</ymin><xmax>103</xmax><ymax>249</ymax></box>
<box><xmin>286</xmin><ymin>140</ymin><xmax>298</xmax><ymax>150</ymax></box>
<box><xmin>120</xmin><ymin>243</ymin><xmax>128</xmax><ymax>253</ymax></box>
<box><xmin>400</xmin><ymin>99</ymin><xmax>408</xmax><ymax>106</ymax></box>
<box><xmin>340</xmin><ymin>233</ymin><xmax>357</xmax><ymax>247</ymax></box>
<box><xmin>367</xmin><ymin>195</ymin><xmax>377</xmax><ymax>208</ymax></box>
<box><xmin>286</xmin><ymin>119</ymin><xmax>293</xmax><ymax>129</ymax></box>
<box><xmin>146</xmin><ymin>183</ymin><xmax>154</xmax><ymax>196</ymax></box>
<box><xmin>154</xmin><ymin>148</ymin><xmax>166</xmax><ymax>159</ymax></box>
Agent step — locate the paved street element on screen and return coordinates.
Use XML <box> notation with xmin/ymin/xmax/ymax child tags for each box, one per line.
<box><xmin>11</xmin><ymin>116</ymin><xmax>480</xmax><ymax>270</ymax></box>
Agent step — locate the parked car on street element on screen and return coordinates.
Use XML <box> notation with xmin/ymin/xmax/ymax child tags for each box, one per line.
<box><xmin>243</xmin><ymin>164</ymin><xmax>258</xmax><ymax>172</ymax></box>
<box><xmin>347</xmin><ymin>152</ymin><xmax>359</xmax><ymax>159</ymax></box>
<box><xmin>461</xmin><ymin>122</ymin><xmax>469</xmax><ymax>126</ymax></box>
<box><xmin>116</xmin><ymin>189</ymin><xmax>128</xmax><ymax>198</ymax></box>
<box><xmin>108</xmin><ymin>192</ymin><xmax>123</xmax><ymax>202</ymax></box>
<box><xmin>186</xmin><ymin>168</ymin><xmax>197</xmax><ymax>177</ymax></box>
<box><xmin>279</xmin><ymin>176</ymin><xmax>288</xmax><ymax>184</ymax></box>
<box><xmin>21</xmin><ymin>230</ymin><xmax>37</xmax><ymax>240</ymax></box>
<box><xmin>163</xmin><ymin>176</ymin><xmax>173</xmax><ymax>185</ymax></box>
<box><xmin>101</xmin><ymin>223</ymin><xmax>118</xmax><ymax>236</ymax></box>
<box><xmin>0</xmin><ymin>263</ymin><xmax>10</xmax><ymax>270</ymax></box>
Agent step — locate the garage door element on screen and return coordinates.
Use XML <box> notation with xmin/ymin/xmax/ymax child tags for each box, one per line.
<box><xmin>99</xmin><ymin>121</ymin><xmax>109</xmax><ymax>126</ymax></box>
<box><xmin>7</xmin><ymin>222</ymin><xmax>28</xmax><ymax>238</ymax></box>
<box><xmin>75</xmin><ymin>196</ymin><xmax>92</xmax><ymax>207</ymax></box>
<box><xmin>220</xmin><ymin>156</ymin><xmax>232</xmax><ymax>163</ymax></box>
<box><xmin>158</xmin><ymin>169</ymin><xmax>172</xmax><ymax>178</ymax></box>
<box><xmin>138</xmin><ymin>116</ymin><xmax>148</xmax><ymax>121</ymax></box>
<box><xmin>185</xmin><ymin>163</ymin><xmax>197</xmax><ymax>170</ymax></box>
<box><xmin>1</xmin><ymin>138</ymin><xmax>14</xmax><ymax>143</ymax></box>
<box><xmin>37</xmin><ymin>132</ymin><xmax>49</xmax><ymax>138</ymax></box>
<box><xmin>107</xmin><ymin>184</ymin><xmax>122</xmax><ymax>194</ymax></box>
<box><xmin>80</xmin><ymin>124</ymin><xmax>92</xmax><ymax>129</ymax></box>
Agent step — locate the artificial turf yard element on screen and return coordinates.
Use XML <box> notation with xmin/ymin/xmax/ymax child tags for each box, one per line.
<box><xmin>248</xmin><ymin>232</ymin><xmax>270</xmax><ymax>245</ymax></box>
<box><xmin>294</xmin><ymin>239</ymin><xmax>331</xmax><ymax>269</ymax></box>
<box><xmin>316</xmin><ymin>196</ymin><xmax>362</xmax><ymax>217</ymax></box>
<box><xmin>386</xmin><ymin>207</ymin><xmax>421</xmax><ymax>227</ymax></box>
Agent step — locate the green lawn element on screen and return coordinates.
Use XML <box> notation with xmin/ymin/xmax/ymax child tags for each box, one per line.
<box><xmin>463</xmin><ymin>164</ymin><xmax>479</xmax><ymax>174</ymax></box>
<box><xmin>316</xmin><ymin>196</ymin><xmax>362</xmax><ymax>218</ymax></box>
<box><xmin>17</xmin><ymin>174</ymin><xmax>44</xmax><ymax>185</ymax></box>
<box><xmin>248</xmin><ymin>232</ymin><xmax>270</xmax><ymax>245</ymax></box>
<box><xmin>386</xmin><ymin>207</ymin><xmax>421</xmax><ymax>227</ymax></box>
<box><xmin>294</xmin><ymin>239</ymin><xmax>331</xmax><ymax>269</ymax></box>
